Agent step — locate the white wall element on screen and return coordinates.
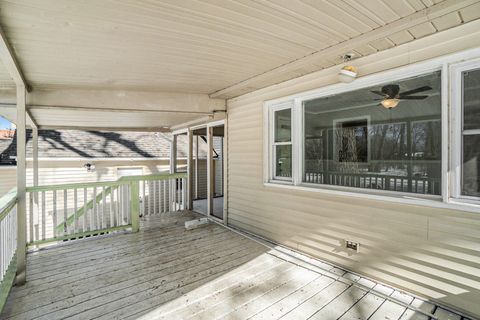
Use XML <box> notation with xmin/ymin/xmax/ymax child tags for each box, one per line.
<box><xmin>0</xmin><ymin>166</ymin><xmax>16</xmax><ymax>196</ymax></box>
<box><xmin>226</xmin><ymin>21</ymin><xmax>480</xmax><ymax>318</ymax></box>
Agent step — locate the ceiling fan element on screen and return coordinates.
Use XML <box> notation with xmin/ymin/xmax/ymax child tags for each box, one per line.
<box><xmin>371</xmin><ymin>84</ymin><xmax>432</xmax><ymax>109</ymax></box>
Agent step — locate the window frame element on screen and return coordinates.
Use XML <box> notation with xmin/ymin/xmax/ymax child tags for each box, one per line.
<box><xmin>269</xmin><ymin>102</ymin><xmax>293</xmax><ymax>182</ymax></box>
<box><xmin>450</xmin><ymin>58</ymin><xmax>480</xmax><ymax>204</ymax></box>
<box><xmin>264</xmin><ymin>47</ymin><xmax>480</xmax><ymax>212</ymax></box>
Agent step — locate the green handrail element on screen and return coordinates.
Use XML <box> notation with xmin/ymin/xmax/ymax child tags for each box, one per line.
<box><xmin>26</xmin><ymin>172</ymin><xmax>187</xmax><ymax>192</ymax></box>
<box><xmin>46</xmin><ymin>172</ymin><xmax>187</xmax><ymax>233</ymax></box>
<box><xmin>0</xmin><ymin>188</ymin><xmax>17</xmax><ymax>222</ymax></box>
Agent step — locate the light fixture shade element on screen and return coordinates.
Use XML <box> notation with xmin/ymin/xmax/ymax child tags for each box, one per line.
<box><xmin>339</xmin><ymin>65</ymin><xmax>357</xmax><ymax>83</ymax></box>
<box><xmin>381</xmin><ymin>98</ymin><xmax>400</xmax><ymax>109</ymax></box>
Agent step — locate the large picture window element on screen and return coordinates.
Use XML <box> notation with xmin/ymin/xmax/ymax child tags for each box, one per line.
<box><xmin>266</xmin><ymin>54</ymin><xmax>480</xmax><ymax>207</ymax></box>
<box><xmin>303</xmin><ymin>71</ymin><xmax>442</xmax><ymax>195</ymax></box>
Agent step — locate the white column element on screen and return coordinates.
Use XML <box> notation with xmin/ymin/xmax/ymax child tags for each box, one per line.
<box><xmin>16</xmin><ymin>84</ymin><xmax>27</xmax><ymax>285</ymax></box>
<box><xmin>187</xmin><ymin>130</ymin><xmax>193</xmax><ymax>210</ymax></box>
<box><xmin>170</xmin><ymin>135</ymin><xmax>177</xmax><ymax>174</ymax></box>
<box><xmin>32</xmin><ymin>126</ymin><xmax>38</xmax><ymax>187</ymax></box>
<box><xmin>207</xmin><ymin>127</ymin><xmax>214</xmax><ymax>216</ymax></box>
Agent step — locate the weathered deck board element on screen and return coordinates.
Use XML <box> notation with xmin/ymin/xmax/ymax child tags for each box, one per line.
<box><xmin>1</xmin><ymin>211</ymin><xmax>468</xmax><ymax>320</ymax></box>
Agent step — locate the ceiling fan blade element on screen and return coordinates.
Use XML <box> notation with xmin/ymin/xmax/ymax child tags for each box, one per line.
<box><xmin>370</xmin><ymin>90</ymin><xmax>385</xmax><ymax>97</ymax></box>
<box><xmin>400</xmin><ymin>86</ymin><xmax>432</xmax><ymax>96</ymax></box>
<box><xmin>399</xmin><ymin>95</ymin><xmax>429</xmax><ymax>100</ymax></box>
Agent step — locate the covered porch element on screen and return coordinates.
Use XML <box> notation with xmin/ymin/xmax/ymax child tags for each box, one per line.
<box><xmin>1</xmin><ymin>0</ymin><xmax>480</xmax><ymax>319</ymax></box>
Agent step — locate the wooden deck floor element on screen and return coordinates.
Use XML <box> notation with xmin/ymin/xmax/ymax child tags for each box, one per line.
<box><xmin>1</xmin><ymin>211</ymin><xmax>469</xmax><ymax>320</ymax></box>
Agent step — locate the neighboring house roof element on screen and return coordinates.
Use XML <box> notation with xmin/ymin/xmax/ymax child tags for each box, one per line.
<box><xmin>0</xmin><ymin>130</ymin><xmax>15</xmax><ymax>140</ymax></box>
<box><xmin>0</xmin><ymin>130</ymin><xmax>190</xmax><ymax>163</ymax></box>
<box><xmin>0</xmin><ymin>129</ymin><xmax>222</xmax><ymax>165</ymax></box>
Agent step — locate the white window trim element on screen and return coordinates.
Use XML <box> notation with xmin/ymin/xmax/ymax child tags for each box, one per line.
<box><xmin>263</xmin><ymin>47</ymin><xmax>480</xmax><ymax>213</ymax></box>
<box><xmin>450</xmin><ymin>58</ymin><xmax>480</xmax><ymax>204</ymax></box>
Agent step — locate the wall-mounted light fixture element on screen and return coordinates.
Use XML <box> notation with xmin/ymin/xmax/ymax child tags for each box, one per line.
<box><xmin>338</xmin><ymin>53</ymin><xmax>358</xmax><ymax>83</ymax></box>
<box><xmin>84</xmin><ymin>163</ymin><xmax>95</xmax><ymax>172</ymax></box>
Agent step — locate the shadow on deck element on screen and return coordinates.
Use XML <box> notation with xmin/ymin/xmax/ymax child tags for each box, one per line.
<box><xmin>1</xmin><ymin>211</ymin><xmax>468</xmax><ymax>320</ymax></box>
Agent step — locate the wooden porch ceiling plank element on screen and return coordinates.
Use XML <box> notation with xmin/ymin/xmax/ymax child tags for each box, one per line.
<box><xmin>209</xmin><ymin>0</ymin><xmax>480</xmax><ymax>99</ymax></box>
<box><xmin>0</xmin><ymin>25</ymin><xmax>28</xmax><ymax>89</ymax></box>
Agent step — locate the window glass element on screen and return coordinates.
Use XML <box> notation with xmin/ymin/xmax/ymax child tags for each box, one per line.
<box><xmin>175</xmin><ymin>133</ymin><xmax>188</xmax><ymax>173</ymax></box>
<box><xmin>275</xmin><ymin>109</ymin><xmax>291</xmax><ymax>142</ymax></box>
<box><xmin>275</xmin><ymin>145</ymin><xmax>292</xmax><ymax>178</ymax></box>
<box><xmin>334</xmin><ymin>119</ymin><xmax>368</xmax><ymax>163</ymax></box>
<box><xmin>462</xmin><ymin>135</ymin><xmax>480</xmax><ymax>197</ymax></box>
<box><xmin>303</xmin><ymin>71</ymin><xmax>442</xmax><ymax>195</ymax></box>
<box><xmin>462</xmin><ymin>69</ymin><xmax>480</xmax><ymax>197</ymax></box>
<box><xmin>463</xmin><ymin>69</ymin><xmax>480</xmax><ymax>130</ymax></box>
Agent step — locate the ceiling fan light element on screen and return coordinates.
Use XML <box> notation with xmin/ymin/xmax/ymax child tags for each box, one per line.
<box><xmin>381</xmin><ymin>98</ymin><xmax>400</xmax><ymax>109</ymax></box>
<box><xmin>339</xmin><ymin>65</ymin><xmax>357</xmax><ymax>83</ymax></box>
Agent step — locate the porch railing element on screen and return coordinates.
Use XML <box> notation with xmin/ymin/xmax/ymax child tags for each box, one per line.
<box><xmin>26</xmin><ymin>172</ymin><xmax>187</xmax><ymax>246</ymax></box>
<box><xmin>0</xmin><ymin>188</ymin><xmax>17</xmax><ymax>311</ymax></box>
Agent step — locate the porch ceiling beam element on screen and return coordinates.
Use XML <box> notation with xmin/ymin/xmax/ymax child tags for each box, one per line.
<box><xmin>37</xmin><ymin>125</ymin><xmax>171</xmax><ymax>132</ymax></box>
<box><xmin>0</xmin><ymin>102</ymin><xmax>216</xmax><ymax>115</ymax></box>
<box><xmin>28</xmin><ymin>104</ymin><xmax>215</xmax><ymax>115</ymax></box>
<box><xmin>209</xmin><ymin>0</ymin><xmax>479</xmax><ymax>99</ymax></box>
<box><xmin>0</xmin><ymin>103</ymin><xmax>39</xmax><ymax>128</ymax></box>
<box><xmin>26</xmin><ymin>109</ymin><xmax>37</xmax><ymax>129</ymax></box>
<box><xmin>0</xmin><ymin>25</ymin><xmax>29</xmax><ymax>90</ymax></box>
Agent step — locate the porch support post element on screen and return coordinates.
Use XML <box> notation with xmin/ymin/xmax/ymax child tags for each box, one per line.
<box><xmin>32</xmin><ymin>126</ymin><xmax>38</xmax><ymax>188</ymax></box>
<box><xmin>207</xmin><ymin>127</ymin><xmax>214</xmax><ymax>216</ymax></box>
<box><xmin>187</xmin><ymin>129</ymin><xmax>193</xmax><ymax>210</ymax></box>
<box><xmin>16</xmin><ymin>84</ymin><xmax>27</xmax><ymax>285</ymax></box>
<box><xmin>130</xmin><ymin>181</ymin><xmax>140</xmax><ymax>232</ymax></box>
<box><xmin>170</xmin><ymin>135</ymin><xmax>176</xmax><ymax>211</ymax></box>
<box><xmin>170</xmin><ymin>135</ymin><xmax>177</xmax><ymax>174</ymax></box>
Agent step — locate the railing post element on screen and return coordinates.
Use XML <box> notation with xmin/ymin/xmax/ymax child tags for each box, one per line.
<box><xmin>16</xmin><ymin>84</ymin><xmax>27</xmax><ymax>285</ymax></box>
<box><xmin>130</xmin><ymin>181</ymin><xmax>140</xmax><ymax>233</ymax></box>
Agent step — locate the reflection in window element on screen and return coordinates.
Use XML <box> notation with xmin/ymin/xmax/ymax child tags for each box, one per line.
<box><xmin>273</xmin><ymin>108</ymin><xmax>292</xmax><ymax>179</ymax></box>
<box><xmin>276</xmin><ymin>145</ymin><xmax>292</xmax><ymax>178</ymax></box>
<box><xmin>303</xmin><ymin>71</ymin><xmax>442</xmax><ymax>195</ymax></box>
<box><xmin>334</xmin><ymin>119</ymin><xmax>368</xmax><ymax>163</ymax></box>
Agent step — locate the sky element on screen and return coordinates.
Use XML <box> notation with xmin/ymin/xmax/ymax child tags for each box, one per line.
<box><xmin>0</xmin><ymin>116</ymin><xmax>13</xmax><ymax>129</ymax></box>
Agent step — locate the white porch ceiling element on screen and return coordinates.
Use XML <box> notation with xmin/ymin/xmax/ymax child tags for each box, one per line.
<box><xmin>0</xmin><ymin>0</ymin><xmax>480</xmax><ymax>129</ymax></box>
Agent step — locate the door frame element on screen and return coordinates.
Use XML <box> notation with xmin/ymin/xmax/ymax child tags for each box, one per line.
<box><xmin>177</xmin><ymin>119</ymin><xmax>227</xmax><ymax>223</ymax></box>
